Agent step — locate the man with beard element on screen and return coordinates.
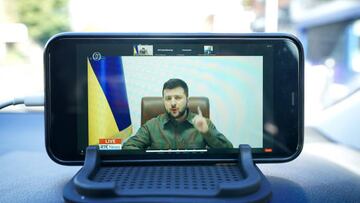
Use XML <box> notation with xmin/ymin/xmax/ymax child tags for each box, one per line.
<box><xmin>122</xmin><ymin>78</ymin><xmax>233</xmax><ymax>150</ymax></box>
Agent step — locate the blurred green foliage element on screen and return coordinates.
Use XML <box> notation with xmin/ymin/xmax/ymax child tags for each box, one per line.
<box><xmin>14</xmin><ymin>0</ymin><xmax>70</xmax><ymax>45</ymax></box>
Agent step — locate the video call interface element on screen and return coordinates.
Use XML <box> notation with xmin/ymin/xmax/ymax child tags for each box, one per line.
<box><xmin>79</xmin><ymin>42</ymin><xmax>274</xmax><ymax>154</ymax></box>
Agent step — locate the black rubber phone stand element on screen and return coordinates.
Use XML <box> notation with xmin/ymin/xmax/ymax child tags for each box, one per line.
<box><xmin>63</xmin><ymin>145</ymin><xmax>271</xmax><ymax>202</ymax></box>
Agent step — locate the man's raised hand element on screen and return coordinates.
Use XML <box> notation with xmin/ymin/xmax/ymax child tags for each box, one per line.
<box><xmin>192</xmin><ymin>106</ymin><xmax>209</xmax><ymax>133</ymax></box>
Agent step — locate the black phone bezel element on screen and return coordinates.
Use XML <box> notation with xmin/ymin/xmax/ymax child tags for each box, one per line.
<box><xmin>44</xmin><ymin>33</ymin><xmax>304</xmax><ymax>165</ymax></box>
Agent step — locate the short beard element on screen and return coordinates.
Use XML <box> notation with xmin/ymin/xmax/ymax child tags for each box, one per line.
<box><xmin>167</xmin><ymin>108</ymin><xmax>188</xmax><ymax>121</ymax></box>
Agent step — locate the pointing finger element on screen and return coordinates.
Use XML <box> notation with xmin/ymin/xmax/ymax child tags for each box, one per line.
<box><xmin>197</xmin><ymin>106</ymin><xmax>203</xmax><ymax>117</ymax></box>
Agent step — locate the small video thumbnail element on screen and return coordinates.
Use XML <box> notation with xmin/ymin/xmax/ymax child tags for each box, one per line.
<box><xmin>134</xmin><ymin>44</ymin><xmax>153</xmax><ymax>56</ymax></box>
<box><xmin>204</xmin><ymin>45</ymin><xmax>214</xmax><ymax>55</ymax></box>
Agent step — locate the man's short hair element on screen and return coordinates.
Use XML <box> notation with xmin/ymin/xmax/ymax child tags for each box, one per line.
<box><xmin>162</xmin><ymin>78</ymin><xmax>188</xmax><ymax>97</ymax></box>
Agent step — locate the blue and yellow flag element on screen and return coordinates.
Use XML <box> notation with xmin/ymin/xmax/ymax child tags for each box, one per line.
<box><xmin>88</xmin><ymin>56</ymin><xmax>132</xmax><ymax>147</ymax></box>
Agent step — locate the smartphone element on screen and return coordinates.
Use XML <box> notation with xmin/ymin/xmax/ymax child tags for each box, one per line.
<box><xmin>44</xmin><ymin>33</ymin><xmax>304</xmax><ymax>165</ymax></box>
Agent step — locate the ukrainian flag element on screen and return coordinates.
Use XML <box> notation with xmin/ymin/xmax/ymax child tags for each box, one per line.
<box><xmin>88</xmin><ymin>56</ymin><xmax>132</xmax><ymax>146</ymax></box>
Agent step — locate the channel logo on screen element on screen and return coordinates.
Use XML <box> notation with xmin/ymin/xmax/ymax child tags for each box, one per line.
<box><xmin>99</xmin><ymin>138</ymin><xmax>122</xmax><ymax>150</ymax></box>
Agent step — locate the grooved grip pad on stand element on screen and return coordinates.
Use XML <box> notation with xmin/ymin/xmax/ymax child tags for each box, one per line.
<box><xmin>63</xmin><ymin>145</ymin><xmax>272</xmax><ymax>202</ymax></box>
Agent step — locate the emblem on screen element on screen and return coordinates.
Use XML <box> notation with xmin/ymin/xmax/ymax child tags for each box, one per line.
<box><xmin>92</xmin><ymin>52</ymin><xmax>102</xmax><ymax>61</ymax></box>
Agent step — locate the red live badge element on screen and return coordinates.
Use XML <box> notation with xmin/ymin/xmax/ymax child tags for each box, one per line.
<box><xmin>99</xmin><ymin>138</ymin><xmax>122</xmax><ymax>144</ymax></box>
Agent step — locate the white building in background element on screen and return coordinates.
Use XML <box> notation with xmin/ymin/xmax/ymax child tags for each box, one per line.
<box><xmin>0</xmin><ymin>0</ymin><xmax>28</xmax><ymax>60</ymax></box>
<box><xmin>0</xmin><ymin>23</ymin><xmax>28</xmax><ymax>60</ymax></box>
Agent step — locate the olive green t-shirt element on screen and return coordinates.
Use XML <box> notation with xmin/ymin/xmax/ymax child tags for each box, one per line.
<box><xmin>122</xmin><ymin>111</ymin><xmax>233</xmax><ymax>150</ymax></box>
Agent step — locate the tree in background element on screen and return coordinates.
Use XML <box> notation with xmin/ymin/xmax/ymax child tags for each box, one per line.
<box><xmin>14</xmin><ymin>0</ymin><xmax>70</xmax><ymax>45</ymax></box>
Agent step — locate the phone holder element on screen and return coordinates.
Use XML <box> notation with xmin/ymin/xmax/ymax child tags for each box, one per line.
<box><xmin>63</xmin><ymin>145</ymin><xmax>272</xmax><ymax>202</ymax></box>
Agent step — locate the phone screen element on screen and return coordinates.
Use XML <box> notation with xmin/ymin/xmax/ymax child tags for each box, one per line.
<box><xmin>45</xmin><ymin>34</ymin><xmax>303</xmax><ymax>164</ymax></box>
<box><xmin>75</xmin><ymin>42</ymin><xmax>274</xmax><ymax>154</ymax></box>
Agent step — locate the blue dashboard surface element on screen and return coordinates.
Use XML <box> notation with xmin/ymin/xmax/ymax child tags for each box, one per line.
<box><xmin>0</xmin><ymin>112</ymin><xmax>359</xmax><ymax>203</ymax></box>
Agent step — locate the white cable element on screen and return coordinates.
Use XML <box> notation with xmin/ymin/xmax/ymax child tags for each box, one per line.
<box><xmin>0</xmin><ymin>94</ymin><xmax>44</xmax><ymax>110</ymax></box>
<box><xmin>24</xmin><ymin>95</ymin><xmax>44</xmax><ymax>106</ymax></box>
